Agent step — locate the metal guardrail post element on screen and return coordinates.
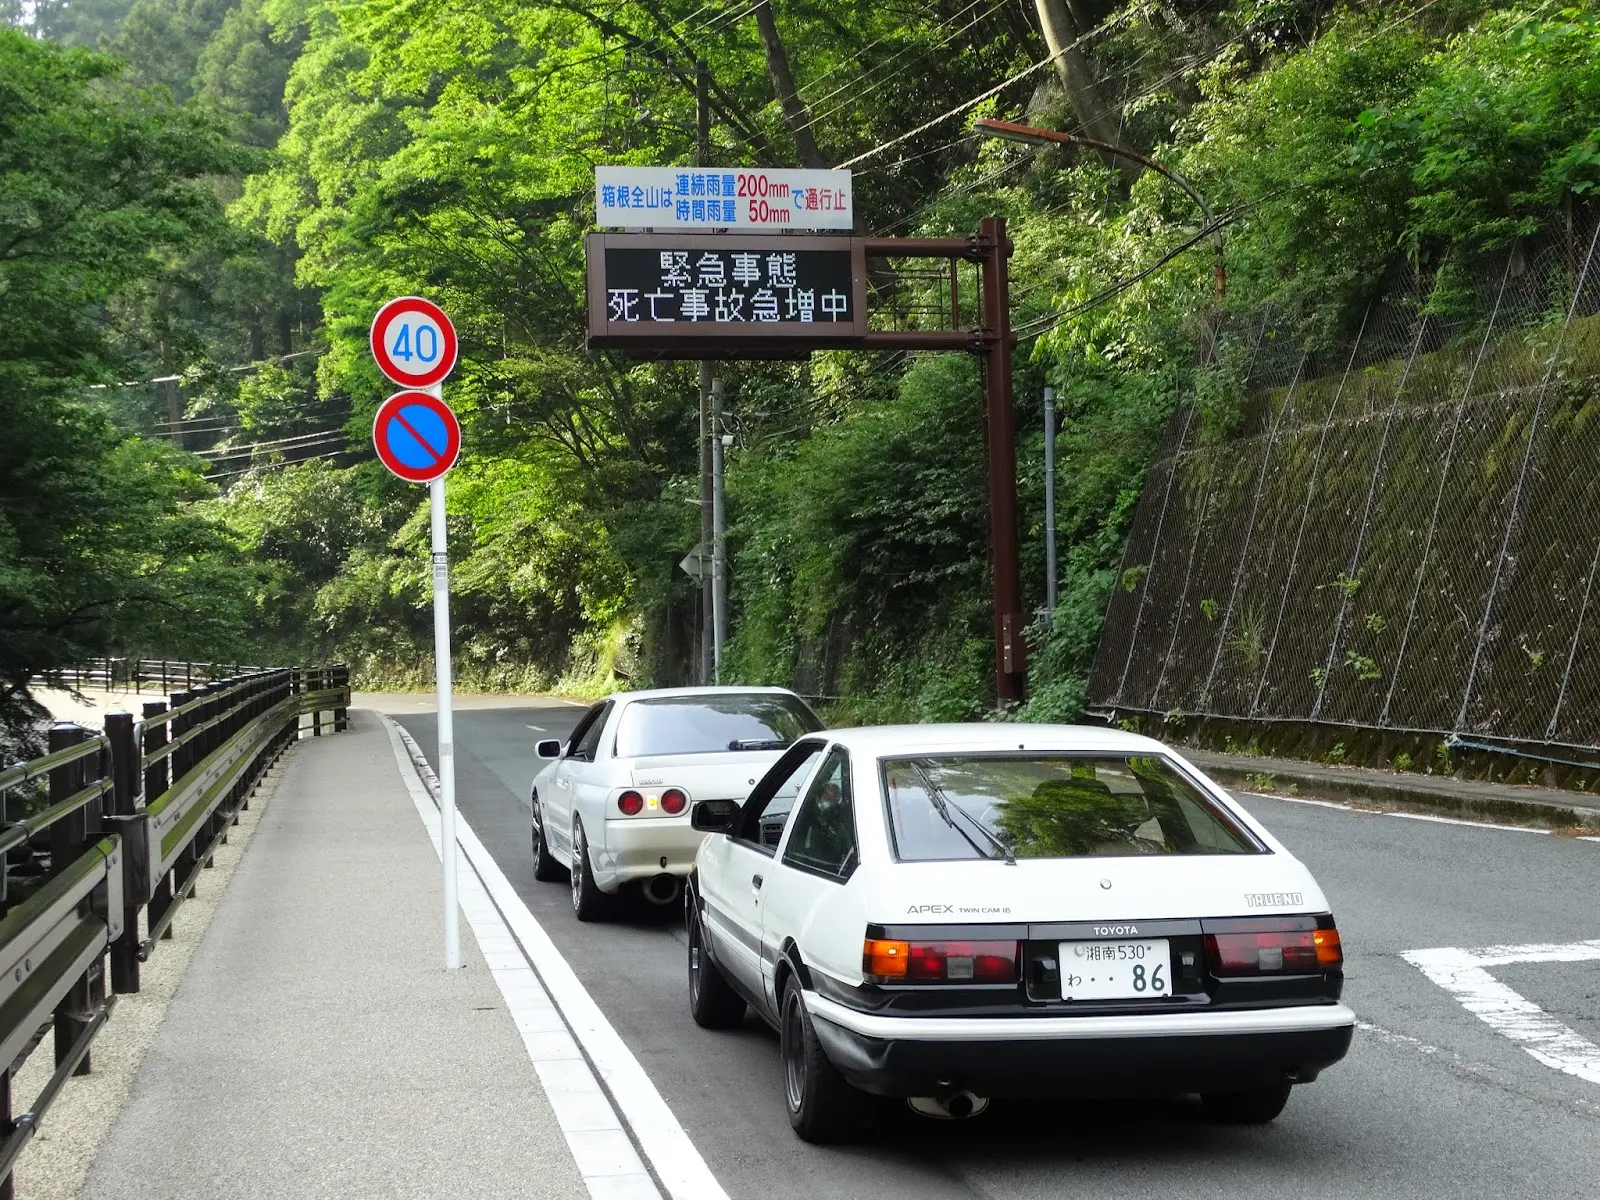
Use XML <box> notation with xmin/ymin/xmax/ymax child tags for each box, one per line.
<box><xmin>198</xmin><ymin>683</ymin><xmax>220</xmax><ymax>871</ymax></box>
<box><xmin>46</xmin><ymin>725</ymin><xmax>96</xmax><ymax>1078</ymax></box>
<box><xmin>105</xmin><ymin>713</ymin><xmax>143</xmax><ymax>995</ymax></box>
<box><xmin>333</xmin><ymin>665</ymin><xmax>350</xmax><ymax>732</ymax></box>
<box><xmin>311</xmin><ymin>666</ymin><xmax>324</xmax><ymax>737</ymax></box>
<box><xmin>151</xmin><ymin>690</ymin><xmax>193</xmax><ymax>941</ymax></box>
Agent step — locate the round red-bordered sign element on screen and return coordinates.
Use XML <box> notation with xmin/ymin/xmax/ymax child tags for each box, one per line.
<box><xmin>370</xmin><ymin>296</ymin><xmax>458</xmax><ymax>388</ymax></box>
<box><xmin>372</xmin><ymin>390</ymin><xmax>462</xmax><ymax>484</ymax></box>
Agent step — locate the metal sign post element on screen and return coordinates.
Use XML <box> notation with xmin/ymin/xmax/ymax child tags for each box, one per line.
<box><xmin>426</xmin><ymin>383</ymin><xmax>459</xmax><ymax>973</ymax></box>
<box><xmin>584</xmin><ymin>218</ymin><xmax>1026</xmax><ymax>702</ymax></box>
<box><xmin>370</xmin><ymin>298</ymin><xmax>463</xmax><ymax>970</ymax></box>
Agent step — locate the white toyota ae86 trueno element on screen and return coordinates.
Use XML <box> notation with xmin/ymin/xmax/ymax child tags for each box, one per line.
<box><xmin>684</xmin><ymin>724</ymin><xmax>1353</xmax><ymax>1143</ymax></box>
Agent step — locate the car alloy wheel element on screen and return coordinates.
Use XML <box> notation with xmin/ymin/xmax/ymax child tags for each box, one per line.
<box><xmin>686</xmin><ymin>899</ymin><xmax>746</xmax><ymax>1029</ymax></box>
<box><xmin>570</xmin><ymin>826</ymin><xmax>585</xmax><ymax>911</ymax></box>
<box><xmin>531</xmin><ymin>794</ymin><xmax>562</xmax><ymax>883</ymax></box>
<box><xmin>570</xmin><ymin>821</ymin><xmax>613</xmax><ymax>921</ymax></box>
<box><xmin>781</xmin><ymin>986</ymin><xmax>808</xmax><ymax>1114</ymax></box>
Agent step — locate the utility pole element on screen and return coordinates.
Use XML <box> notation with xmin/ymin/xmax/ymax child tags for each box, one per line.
<box><xmin>696</xmin><ymin>58</ymin><xmax>715</xmax><ymax>687</ymax></box>
<box><xmin>712</xmin><ymin>378</ymin><xmax>728</xmax><ymax>681</ymax></box>
<box><xmin>1044</xmin><ymin>386</ymin><xmax>1058</xmax><ymax>616</ymax></box>
<box><xmin>980</xmin><ymin>216</ymin><xmax>1025</xmax><ymax>704</ymax></box>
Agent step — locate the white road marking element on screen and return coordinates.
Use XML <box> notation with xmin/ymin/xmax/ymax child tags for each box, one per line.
<box><xmin>1240</xmin><ymin>789</ymin><xmax>1600</xmax><ymax>839</ymax></box>
<box><xmin>383</xmin><ymin>718</ymin><xmax>661</xmax><ymax>1198</ymax></box>
<box><xmin>1403</xmin><ymin>941</ymin><xmax>1600</xmax><ymax>1087</ymax></box>
<box><xmin>1382</xmin><ymin>810</ymin><xmax>1549</xmax><ymax>833</ymax></box>
<box><xmin>383</xmin><ymin>717</ymin><xmax>730</xmax><ymax>1200</ymax></box>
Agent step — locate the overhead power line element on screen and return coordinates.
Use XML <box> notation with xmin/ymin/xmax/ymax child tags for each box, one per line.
<box><xmin>835</xmin><ymin>1</ymin><xmax>1152</xmax><ymax>169</ymax></box>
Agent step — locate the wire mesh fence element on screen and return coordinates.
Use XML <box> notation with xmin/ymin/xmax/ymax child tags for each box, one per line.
<box><xmin>1089</xmin><ymin>211</ymin><xmax>1600</xmax><ymax>752</ymax></box>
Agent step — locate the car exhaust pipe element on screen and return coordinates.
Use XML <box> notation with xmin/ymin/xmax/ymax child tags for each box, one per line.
<box><xmin>641</xmin><ymin>873</ymin><xmax>682</xmax><ymax>906</ymax></box>
<box><xmin>907</xmin><ymin>1091</ymin><xmax>989</xmax><ymax>1120</ymax></box>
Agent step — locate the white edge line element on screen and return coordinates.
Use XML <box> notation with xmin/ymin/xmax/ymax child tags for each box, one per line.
<box><xmin>380</xmin><ymin>717</ymin><xmax>659</xmax><ymax>1199</ymax></box>
<box><xmin>382</xmin><ymin>715</ymin><xmax>731</xmax><ymax>1200</ymax></box>
<box><xmin>1239</xmin><ymin>790</ymin><xmax>1600</xmax><ymax>839</ymax></box>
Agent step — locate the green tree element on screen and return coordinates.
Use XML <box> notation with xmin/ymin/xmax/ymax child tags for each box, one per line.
<box><xmin>0</xmin><ymin>30</ymin><xmax>257</xmax><ymax>751</ymax></box>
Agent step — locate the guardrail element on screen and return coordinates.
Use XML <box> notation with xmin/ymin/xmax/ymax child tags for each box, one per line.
<box><xmin>0</xmin><ymin>664</ymin><xmax>350</xmax><ymax>1197</ymax></box>
<box><xmin>51</xmin><ymin>658</ymin><xmax>268</xmax><ymax>695</ymax></box>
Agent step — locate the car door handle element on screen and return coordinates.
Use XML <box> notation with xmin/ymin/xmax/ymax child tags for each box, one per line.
<box><xmin>752</xmin><ymin>874</ymin><xmax>764</xmax><ymax>890</ymax></box>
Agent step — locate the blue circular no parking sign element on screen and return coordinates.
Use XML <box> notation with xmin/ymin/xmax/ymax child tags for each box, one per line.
<box><xmin>372</xmin><ymin>391</ymin><xmax>461</xmax><ymax>484</ymax></box>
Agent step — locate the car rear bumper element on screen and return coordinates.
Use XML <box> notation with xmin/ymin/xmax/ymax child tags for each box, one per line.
<box><xmin>595</xmin><ymin>819</ymin><xmax>707</xmax><ymax>886</ymax></box>
<box><xmin>805</xmin><ymin>993</ymin><xmax>1355</xmax><ymax>1099</ymax></box>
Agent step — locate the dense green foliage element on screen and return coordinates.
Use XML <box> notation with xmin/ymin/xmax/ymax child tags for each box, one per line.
<box><xmin>7</xmin><ymin>0</ymin><xmax>1600</xmax><ymax>741</ymax></box>
<box><xmin>0</xmin><ymin>29</ymin><xmax>258</xmax><ymax>749</ymax></box>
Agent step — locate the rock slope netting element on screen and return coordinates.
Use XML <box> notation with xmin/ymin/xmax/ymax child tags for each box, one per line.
<box><xmin>1091</xmin><ymin>218</ymin><xmax>1600</xmax><ymax>750</ymax></box>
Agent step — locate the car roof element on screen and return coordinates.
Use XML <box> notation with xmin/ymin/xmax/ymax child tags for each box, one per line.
<box><xmin>603</xmin><ymin>685</ymin><xmax>805</xmax><ymax>704</ymax></box>
<box><xmin>802</xmin><ymin>723</ymin><xmax>1173</xmax><ymax>757</ymax></box>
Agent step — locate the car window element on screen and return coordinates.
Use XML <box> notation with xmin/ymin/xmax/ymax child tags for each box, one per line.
<box><xmin>880</xmin><ymin>754</ymin><xmax>1263</xmax><ymax>862</ymax></box>
<box><xmin>569</xmin><ymin>702</ymin><xmax>612</xmax><ymax>762</ymax></box>
<box><xmin>613</xmin><ymin>693</ymin><xmax>822</xmax><ymax>758</ymax></box>
<box><xmin>746</xmin><ymin>747</ymin><xmax>823</xmax><ymax>850</ymax></box>
<box><xmin>781</xmin><ymin>748</ymin><xmax>857</xmax><ymax>881</ymax></box>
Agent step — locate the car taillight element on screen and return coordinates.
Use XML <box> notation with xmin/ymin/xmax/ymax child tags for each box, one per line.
<box><xmin>1205</xmin><ymin>918</ymin><xmax>1342</xmax><ymax>975</ymax></box>
<box><xmin>661</xmin><ymin>788</ymin><xmax>687</xmax><ymax>815</ymax></box>
<box><xmin>617</xmin><ymin>791</ymin><xmax>644</xmax><ymax>816</ymax></box>
<box><xmin>863</xmin><ymin>938</ymin><xmax>1019</xmax><ymax>984</ymax></box>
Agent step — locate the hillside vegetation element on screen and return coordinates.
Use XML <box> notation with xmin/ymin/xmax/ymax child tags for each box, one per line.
<box><xmin>5</xmin><ymin>0</ymin><xmax>1600</xmax><ymax>747</ymax></box>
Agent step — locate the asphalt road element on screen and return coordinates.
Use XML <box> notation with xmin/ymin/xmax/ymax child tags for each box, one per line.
<box><xmin>384</xmin><ymin>697</ymin><xmax>1600</xmax><ymax>1200</ymax></box>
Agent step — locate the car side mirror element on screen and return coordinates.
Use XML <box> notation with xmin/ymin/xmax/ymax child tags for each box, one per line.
<box><xmin>691</xmin><ymin>799</ymin><xmax>741</xmax><ymax>835</ymax></box>
<box><xmin>536</xmin><ymin>739</ymin><xmax>564</xmax><ymax>760</ymax></box>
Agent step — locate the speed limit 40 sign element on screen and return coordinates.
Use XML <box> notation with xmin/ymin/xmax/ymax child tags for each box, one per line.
<box><xmin>370</xmin><ymin>296</ymin><xmax>458</xmax><ymax>388</ymax></box>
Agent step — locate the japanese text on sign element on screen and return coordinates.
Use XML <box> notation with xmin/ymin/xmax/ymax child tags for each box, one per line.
<box><xmin>602</xmin><ymin>247</ymin><xmax>854</xmax><ymax>325</ymax></box>
<box><xmin>595</xmin><ymin>167</ymin><xmax>853</xmax><ymax>230</ymax></box>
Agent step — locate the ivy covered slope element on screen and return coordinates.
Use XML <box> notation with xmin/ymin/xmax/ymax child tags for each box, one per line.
<box><xmin>6</xmin><ymin>1</ymin><xmax>1600</xmax><ymax>729</ymax></box>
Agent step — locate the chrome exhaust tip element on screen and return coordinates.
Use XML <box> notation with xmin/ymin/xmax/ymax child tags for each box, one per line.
<box><xmin>641</xmin><ymin>873</ymin><xmax>682</xmax><ymax>906</ymax></box>
<box><xmin>907</xmin><ymin>1091</ymin><xmax>989</xmax><ymax>1120</ymax></box>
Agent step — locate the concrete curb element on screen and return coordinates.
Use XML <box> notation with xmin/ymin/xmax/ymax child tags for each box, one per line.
<box><xmin>1188</xmin><ymin>751</ymin><xmax>1600</xmax><ymax>830</ymax></box>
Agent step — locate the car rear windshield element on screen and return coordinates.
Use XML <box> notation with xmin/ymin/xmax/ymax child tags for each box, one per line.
<box><xmin>613</xmin><ymin>694</ymin><xmax>823</xmax><ymax>758</ymax></box>
<box><xmin>880</xmin><ymin>754</ymin><xmax>1262</xmax><ymax>861</ymax></box>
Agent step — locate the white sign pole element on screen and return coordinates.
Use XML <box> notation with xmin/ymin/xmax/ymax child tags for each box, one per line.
<box><xmin>427</xmin><ymin>380</ymin><xmax>460</xmax><ymax>971</ymax></box>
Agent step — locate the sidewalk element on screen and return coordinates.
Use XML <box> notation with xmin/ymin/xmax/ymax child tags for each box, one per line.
<box><xmin>81</xmin><ymin>709</ymin><xmax>587</xmax><ymax>1200</ymax></box>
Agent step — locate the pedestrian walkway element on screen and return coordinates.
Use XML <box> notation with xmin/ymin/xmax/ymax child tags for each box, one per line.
<box><xmin>82</xmin><ymin>709</ymin><xmax>588</xmax><ymax>1200</ymax></box>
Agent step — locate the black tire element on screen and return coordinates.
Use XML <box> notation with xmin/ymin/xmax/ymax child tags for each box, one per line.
<box><xmin>1202</xmin><ymin>1079</ymin><xmax>1293</xmax><ymax>1124</ymax></box>
<box><xmin>531</xmin><ymin>793</ymin><xmax>564</xmax><ymax>882</ymax></box>
<box><xmin>570</xmin><ymin>821</ymin><xmax>614</xmax><ymax>922</ymax></box>
<box><xmin>687</xmin><ymin>898</ymin><xmax>746</xmax><ymax>1029</ymax></box>
<box><xmin>780</xmin><ymin>976</ymin><xmax>872</xmax><ymax>1144</ymax></box>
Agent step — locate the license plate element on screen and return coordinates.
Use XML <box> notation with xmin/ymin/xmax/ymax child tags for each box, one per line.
<box><xmin>1059</xmin><ymin>939</ymin><xmax>1172</xmax><ymax>1000</ymax></box>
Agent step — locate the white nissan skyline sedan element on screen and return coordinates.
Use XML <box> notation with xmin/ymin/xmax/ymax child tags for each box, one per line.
<box><xmin>528</xmin><ymin>687</ymin><xmax>824</xmax><ymax>920</ymax></box>
<box><xmin>684</xmin><ymin>724</ymin><xmax>1354</xmax><ymax>1143</ymax></box>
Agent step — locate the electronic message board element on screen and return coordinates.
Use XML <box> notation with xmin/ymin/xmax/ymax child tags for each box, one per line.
<box><xmin>585</xmin><ymin>233</ymin><xmax>867</xmax><ymax>354</ymax></box>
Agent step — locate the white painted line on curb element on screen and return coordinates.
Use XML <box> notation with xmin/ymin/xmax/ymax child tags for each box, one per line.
<box><xmin>1403</xmin><ymin>941</ymin><xmax>1600</xmax><ymax>1087</ymax></box>
<box><xmin>1239</xmin><ymin>790</ymin><xmax>1600</xmax><ymax>839</ymax></box>
<box><xmin>383</xmin><ymin>717</ymin><xmax>731</xmax><ymax>1200</ymax></box>
<box><xmin>1237</xmin><ymin>791</ymin><xmax>1351</xmax><ymax>811</ymax></box>
<box><xmin>1382</xmin><ymin>810</ymin><xmax>1549</xmax><ymax>833</ymax></box>
<box><xmin>381</xmin><ymin>718</ymin><xmax>663</xmax><ymax>1200</ymax></box>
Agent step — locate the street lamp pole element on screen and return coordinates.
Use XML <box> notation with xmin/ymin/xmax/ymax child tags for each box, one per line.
<box><xmin>973</xmin><ymin>117</ymin><xmax>1226</xmax><ymax>298</ymax></box>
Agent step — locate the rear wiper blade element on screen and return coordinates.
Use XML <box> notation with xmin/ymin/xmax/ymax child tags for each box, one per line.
<box><xmin>909</xmin><ymin>761</ymin><xmax>1015</xmax><ymax>864</ymax></box>
<box><xmin>729</xmin><ymin>738</ymin><xmax>788</xmax><ymax>751</ymax></box>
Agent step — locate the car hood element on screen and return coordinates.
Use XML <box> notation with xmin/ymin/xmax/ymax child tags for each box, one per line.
<box><xmin>626</xmin><ymin>750</ymin><xmax>786</xmax><ymax>803</ymax></box>
<box><xmin>866</xmin><ymin>853</ymin><xmax>1329</xmax><ymax>925</ymax></box>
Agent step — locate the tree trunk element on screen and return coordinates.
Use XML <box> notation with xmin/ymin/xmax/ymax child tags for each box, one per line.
<box><xmin>1032</xmin><ymin>0</ymin><xmax>1136</xmax><ymax>179</ymax></box>
<box><xmin>752</xmin><ymin>0</ymin><xmax>826</xmax><ymax>169</ymax></box>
